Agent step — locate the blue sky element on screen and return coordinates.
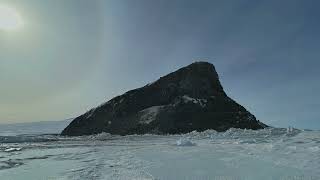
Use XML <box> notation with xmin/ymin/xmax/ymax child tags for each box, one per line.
<box><xmin>0</xmin><ymin>0</ymin><xmax>319</xmax><ymax>129</ymax></box>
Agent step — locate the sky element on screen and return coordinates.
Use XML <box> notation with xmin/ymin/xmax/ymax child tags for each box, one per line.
<box><xmin>0</xmin><ymin>0</ymin><xmax>319</xmax><ymax>129</ymax></box>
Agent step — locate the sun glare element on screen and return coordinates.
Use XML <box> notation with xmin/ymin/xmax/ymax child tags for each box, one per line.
<box><xmin>0</xmin><ymin>5</ymin><xmax>23</xmax><ymax>31</ymax></box>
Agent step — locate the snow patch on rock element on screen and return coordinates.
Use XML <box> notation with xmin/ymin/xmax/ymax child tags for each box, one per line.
<box><xmin>139</xmin><ymin>106</ymin><xmax>165</xmax><ymax>124</ymax></box>
<box><xmin>86</xmin><ymin>109</ymin><xmax>96</xmax><ymax>119</ymax></box>
<box><xmin>247</xmin><ymin>114</ymin><xmax>255</xmax><ymax>121</ymax></box>
<box><xmin>181</xmin><ymin>95</ymin><xmax>207</xmax><ymax>108</ymax></box>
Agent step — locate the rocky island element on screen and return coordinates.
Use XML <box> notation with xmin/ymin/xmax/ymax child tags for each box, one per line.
<box><xmin>61</xmin><ymin>62</ymin><xmax>267</xmax><ymax>136</ymax></box>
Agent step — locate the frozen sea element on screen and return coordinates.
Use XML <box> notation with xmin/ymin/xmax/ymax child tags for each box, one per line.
<box><xmin>0</xmin><ymin>120</ymin><xmax>319</xmax><ymax>180</ymax></box>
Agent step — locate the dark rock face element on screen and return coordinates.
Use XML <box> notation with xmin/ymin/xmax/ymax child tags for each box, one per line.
<box><xmin>61</xmin><ymin>62</ymin><xmax>267</xmax><ymax>136</ymax></box>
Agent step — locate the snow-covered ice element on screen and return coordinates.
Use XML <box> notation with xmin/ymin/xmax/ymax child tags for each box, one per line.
<box><xmin>0</xmin><ymin>121</ymin><xmax>319</xmax><ymax>180</ymax></box>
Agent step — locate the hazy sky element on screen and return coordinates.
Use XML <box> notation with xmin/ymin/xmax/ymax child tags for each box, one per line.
<box><xmin>0</xmin><ymin>0</ymin><xmax>319</xmax><ymax>129</ymax></box>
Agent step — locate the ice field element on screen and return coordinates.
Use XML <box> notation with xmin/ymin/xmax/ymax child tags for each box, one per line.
<box><xmin>0</xmin><ymin>121</ymin><xmax>319</xmax><ymax>180</ymax></box>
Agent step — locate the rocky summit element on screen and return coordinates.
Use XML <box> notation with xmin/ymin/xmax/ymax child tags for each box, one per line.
<box><xmin>61</xmin><ymin>62</ymin><xmax>267</xmax><ymax>136</ymax></box>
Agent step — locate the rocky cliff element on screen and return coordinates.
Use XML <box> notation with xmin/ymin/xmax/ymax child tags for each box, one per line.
<box><xmin>61</xmin><ymin>62</ymin><xmax>267</xmax><ymax>136</ymax></box>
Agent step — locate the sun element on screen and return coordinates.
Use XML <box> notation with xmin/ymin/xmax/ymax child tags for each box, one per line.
<box><xmin>0</xmin><ymin>5</ymin><xmax>23</xmax><ymax>31</ymax></box>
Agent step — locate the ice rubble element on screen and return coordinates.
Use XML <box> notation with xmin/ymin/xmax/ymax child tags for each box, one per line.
<box><xmin>176</xmin><ymin>138</ymin><xmax>196</xmax><ymax>146</ymax></box>
<box><xmin>4</xmin><ymin>147</ymin><xmax>22</xmax><ymax>152</ymax></box>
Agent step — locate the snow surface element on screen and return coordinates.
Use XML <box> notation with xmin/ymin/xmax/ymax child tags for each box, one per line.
<box><xmin>0</xmin><ymin>122</ymin><xmax>319</xmax><ymax>180</ymax></box>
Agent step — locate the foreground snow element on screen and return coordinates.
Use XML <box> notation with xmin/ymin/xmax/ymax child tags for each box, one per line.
<box><xmin>0</xmin><ymin>126</ymin><xmax>319</xmax><ymax>180</ymax></box>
